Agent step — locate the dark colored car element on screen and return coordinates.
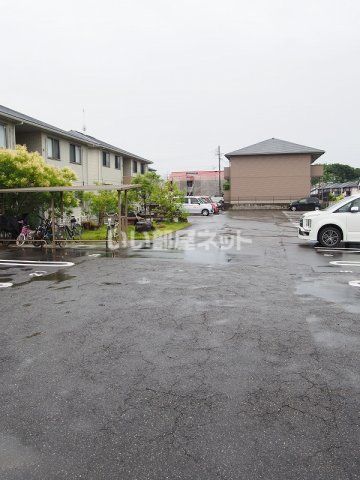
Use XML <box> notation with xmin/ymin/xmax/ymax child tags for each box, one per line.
<box><xmin>289</xmin><ymin>197</ymin><xmax>321</xmax><ymax>211</ymax></box>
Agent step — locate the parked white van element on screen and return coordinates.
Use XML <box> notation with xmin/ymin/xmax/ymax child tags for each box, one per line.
<box><xmin>298</xmin><ymin>194</ymin><xmax>360</xmax><ymax>247</ymax></box>
<box><xmin>182</xmin><ymin>196</ymin><xmax>214</xmax><ymax>216</ymax></box>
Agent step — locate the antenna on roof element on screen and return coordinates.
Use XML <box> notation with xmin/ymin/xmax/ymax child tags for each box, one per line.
<box><xmin>82</xmin><ymin>108</ymin><xmax>87</xmax><ymax>133</ymax></box>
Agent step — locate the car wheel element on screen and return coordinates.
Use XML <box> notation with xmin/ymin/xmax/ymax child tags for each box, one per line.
<box><xmin>291</xmin><ymin>206</ymin><xmax>297</xmax><ymax>211</ymax></box>
<box><xmin>319</xmin><ymin>226</ymin><xmax>342</xmax><ymax>248</ymax></box>
<box><xmin>201</xmin><ymin>209</ymin><xmax>210</xmax><ymax>216</ymax></box>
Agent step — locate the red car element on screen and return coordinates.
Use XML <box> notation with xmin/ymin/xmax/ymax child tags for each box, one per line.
<box><xmin>202</xmin><ymin>197</ymin><xmax>219</xmax><ymax>214</ymax></box>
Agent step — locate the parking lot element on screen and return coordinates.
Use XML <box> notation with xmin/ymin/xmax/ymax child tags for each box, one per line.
<box><xmin>1</xmin><ymin>210</ymin><xmax>359</xmax><ymax>480</ymax></box>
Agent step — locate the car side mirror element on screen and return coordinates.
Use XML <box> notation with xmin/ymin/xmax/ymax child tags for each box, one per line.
<box><xmin>350</xmin><ymin>206</ymin><xmax>359</xmax><ymax>213</ymax></box>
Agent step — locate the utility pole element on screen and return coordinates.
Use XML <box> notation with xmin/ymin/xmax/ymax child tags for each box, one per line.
<box><xmin>217</xmin><ymin>145</ymin><xmax>222</xmax><ymax>195</ymax></box>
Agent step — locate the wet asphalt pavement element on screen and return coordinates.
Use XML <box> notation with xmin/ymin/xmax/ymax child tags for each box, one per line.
<box><xmin>0</xmin><ymin>211</ymin><xmax>359</xmax><ymax>479</ymax></box>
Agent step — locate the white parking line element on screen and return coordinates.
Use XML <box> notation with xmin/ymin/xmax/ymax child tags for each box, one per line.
<box><xmin>330</xmin><ymin>260</ymin><xmax>360</xmax><ymax>267</ymax></box>
<box><xmin>316</xmin><ymin>247</ymin><xmax>360</xmax><ymax>253</ymax></box>
<box><xmin>29</xmin><ymin>271</ymin><xmax>48</xmax><ymax>277</ymax></box>
<box><xmin>0</xmin><ymin>259</ymin><xmax>74</xmax><ymax>267</ymax></box>
<box><xmin>282</xmin><ymin>211</ymin><xmax>301</xmax><ymax>227</ymax></box>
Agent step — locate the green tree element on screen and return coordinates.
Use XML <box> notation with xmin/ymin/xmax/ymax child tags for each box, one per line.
<box><xmin>83</xmin><ymin>189</ymin><xmax>118</xmax><ymax>225</ymax></box>
<box><xmin>0</xmin><ymin>145</ymin><xmax>77</xmax><ymax>218</ymax></box>
<box><xmin>152</xmin><ymin>180</ymin><xmax>186</xmax><ymax>221</ymax></box>
<box><xmin>128</xmin><ymin>172</ymin><xmax>186</xmax><ymax>221</ymax></box>
<box><xmin>129</xmin><ymin>172</ymin><xmax>162</xmax><ymax>215</ymax></box>
<box><xmin>83</xmin><ymin>173</ymin><xmax>186</xmax><ymax>225</ymax></box>
<box><xmin>322</xmin><ymin>163</ymin><xmax>360</xmax><ymax>183</ymax></box>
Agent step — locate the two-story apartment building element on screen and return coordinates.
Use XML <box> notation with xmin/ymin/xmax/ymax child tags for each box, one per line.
<box><xmin>224</xmin><ymin>138</ymin><xmax>324</xmax><ymax>204</ymax></box>
<box><xmin>0</xmin><ymin>105</ymin><xmax>152</xmax><ymax>185</ymax></box>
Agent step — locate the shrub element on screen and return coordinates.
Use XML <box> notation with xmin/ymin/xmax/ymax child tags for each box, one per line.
<box><xmin>0</xmin><ymin>145</ymin><xmax>77</xmax><ymax>216</ymax></box>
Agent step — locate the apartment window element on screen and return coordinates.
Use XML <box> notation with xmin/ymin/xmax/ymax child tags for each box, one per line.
<box><xmin>133</xmin><ymin>160</ymin><xmax>138</xmax><ymax>173</ymax></box>
<box><xmin>47</xmin><ymin>137</ymin><xmax>60</xmax><ymax>160</ymax></box>
<box><xmin>0</xmin><ymin>124</ymin><xmax>6</xmax><ymax>148</ymax></box>
<box><xmin>186</xmin><ymin>180</ymin><xmax>193</xmax><ymax>188</ymax></box>
<box><xmin>102</xmin><ymin>151</ymin><xmax>110</xmax><ymax>168</ymax></box>
<box><xmin>115</xmin><ymin>155</ymin><xmax>121</xmax><ymax>170</ymax></box>
<box><xmin>70</xmin><ymin>144</ymin><xmax>81</xmax><ymax>164</ymax></box>
<box><xmin>141</xmin><ymin>163</ymin><xmax>146</xmax><ymax>174</ymax></box>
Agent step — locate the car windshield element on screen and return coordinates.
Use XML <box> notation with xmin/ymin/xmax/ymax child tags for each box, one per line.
<box><xmin>323</xmin><ymin>195</ymin><xmax>357</xmax><ymax>212</ymax></box>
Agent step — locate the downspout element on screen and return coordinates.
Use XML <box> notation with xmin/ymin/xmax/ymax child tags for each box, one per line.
<box><xmin>81</xmin><ymin>147</ymin><xmax>85</xmax><ymax>186</ymax></box>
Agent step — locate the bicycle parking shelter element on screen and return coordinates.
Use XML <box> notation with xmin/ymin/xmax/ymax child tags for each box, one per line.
<box><xmin>0</xmin><ymin>184</ymin><xmax>140</xmax><ymax>249</ymax></box>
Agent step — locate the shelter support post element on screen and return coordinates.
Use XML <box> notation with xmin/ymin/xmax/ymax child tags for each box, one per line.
<box><xmin>60</xmin><ymin>191</ymin><xmax>64</xmax><ymax>222</ymax></box>
<box><xmin>117</xmin><ymin>190</ymin><xmax>123</xmax><ymax>246</ymax></box>
<box><xmin>124</xmin><ymin>190</ymin><xmax>128</xmax><ymax>230</ymax></box>
<box><xmin>51</xmin><ymin>194</ymin><xmax>56</xmax><ymax>249</ymax></box>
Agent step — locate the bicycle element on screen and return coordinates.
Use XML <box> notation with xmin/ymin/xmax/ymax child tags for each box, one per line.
<box><xmin>57</xmin><ymin>217</ymin><xmax>82</xmax><ymax>243</ymax></box>
<box><xmin>33</xmin><ymin>217</ymin><xmax>66</xmax><ymax>248</ymax></box>
<box><xmin>66</xmin><ymin>216</ymin><xmax>82</xmax><ymax>241</ymax></box>
<box><xmin>16</xmin><ymin>220</ymin><xmax>35</xmax><ymax>246</ymax></box>
<box><xmin>105</xmin><ymin>214</ymin><xmax>129</xmax><ymax>249</ymax></box>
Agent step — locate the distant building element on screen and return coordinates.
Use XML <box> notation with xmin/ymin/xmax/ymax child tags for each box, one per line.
<box><xmin>224</xmin><ymin>138</ymin><xmax>325</xmax><ymax>204</ymax></box>
<box><xmin>311</xmin><ymin>180</ymin><xmax>360</xmax><ymax>200</ymax></box>
<box><xmin>168</xmin><ymin>170</ymin><xmax>224</xmax><ymax>196</ymax></box>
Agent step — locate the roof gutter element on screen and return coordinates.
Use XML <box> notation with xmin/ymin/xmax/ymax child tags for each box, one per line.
<box><xmin>0</xmin><ymin>111</ymin><xmax>96</xmax><ymax>147</ymax></box>
<box><xmin>1</xmin><ymin>110</ymin><xmax>153</xmax><ymax>163</ymax></box>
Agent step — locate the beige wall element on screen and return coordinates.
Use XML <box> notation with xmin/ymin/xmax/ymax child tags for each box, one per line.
<box><xmin>229</xmin><ymin>154</ymin><xmax>312</xmax><ymax>202</ymax></box>
<box><xmin>100</xmin><ymin>152</ymin><xmax>123</xmax><ymax>184</ymax></box>
<box><xmin>41</xmin><ymin>133</ymin><xmax>86</xmax><ymax>185</ymax></box>
<box><xmin>40</xmin><ymin>133</ymin><xmax>127</xmax><ymax>185</ymax></box>
<box><xmin>2</xmin><ymin>124</ymin><xmax>148</xmax><ymax>186</ymax></box>
<box><xmin>87</xmin><ymin>149</ymin><xmax>100</xmax><ymax>184</ymax></box>
<box><xmin>123</xmin><ymin>157</ymin><xmax>148</xmax><ymax>183</ymax></box>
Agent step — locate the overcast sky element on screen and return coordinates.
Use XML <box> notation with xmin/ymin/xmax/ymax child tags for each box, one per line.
<box><xmin>1</xmin><ymin>0</ymin><xmax>360</xmax><ymax>174</ymax></box>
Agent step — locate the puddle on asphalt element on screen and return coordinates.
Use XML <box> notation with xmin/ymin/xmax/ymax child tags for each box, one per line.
<box><xmin>128</xmin><ymin>247</ymin><xmax>235</xmax><ymax>264</ymax></box>
<box><xmin>296</xmin><ymin>277</ymin><xmax>360</xmax><ymax>314</ymax></box>
<box><xmin>0</xmin><ymin>276</ymin><xmax>13</xmax><ymax>282</ymax></box>
<box><xmin>34</xmin><ymin>271</ymin><xmax>76</xmax><ymax>284</ymax></box>
<box><xmin>5</xmin><ymin>270</ymin><xmax>77</xmax><ymax>288</ymax></box>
